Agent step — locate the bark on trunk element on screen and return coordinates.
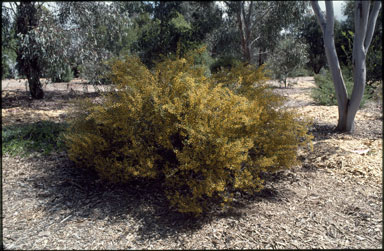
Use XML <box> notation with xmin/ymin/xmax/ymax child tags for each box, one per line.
<box><xmin>27</xmin><ymin>70</ymin><xmax>44</xmax><ymax>99</ymax></box>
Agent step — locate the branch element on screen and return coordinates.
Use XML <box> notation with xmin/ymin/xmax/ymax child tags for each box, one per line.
<box><xmin>310</xmin><ymin>1</ymin><xmax>326</xmax><ymax>33</ymax></box>
<box><xmin>251</xmin><ymin>4</ymin><xmax>273</xmax><ymax>31</ymax></box>
<box><xmin>246</xmin><ymin>1</ymin><xmax>253</xmax><ymax>27</ymax></box>
<box><xmin>324</xmin><ymin>1</ymin><xmax>335</xmax><ymax>33</ymax></box>
<box><xmin>364</xmin><ymin>1</ymin><xmax>381</xmax><ymax>51</ymax></box>
<box><xmin>35</xmin><ymin>2</ymin><xmax>45</xmax><ymax>10</ymax></box>
<box><xmin>249</xmin><ymin>35</ymin><xmax>260</xmax><ymax>47</ymax></box>
<box><xmin>243</xmin><ymin>1</ymin><xmax>251</xmax><ymax>42</ymax></box>
<box><xmin>353</xmin><ymin>0</ymin><xmax>371</xmax><ymax>58</ymax></box>
<box><xmin>8</xmin><ymin>3</ymin><xmax>18</xmax><ymax>17</ymax></box>
<box><xmin>253</xmin><ymin>50</ymin><xmax>269</xmax><ymax>56</ymax></box>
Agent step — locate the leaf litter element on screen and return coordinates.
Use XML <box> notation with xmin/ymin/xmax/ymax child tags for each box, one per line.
<box><xmin>2</xmin><ymin>77</ymin><xmax>382</xmax><ymax>249</ymax></box>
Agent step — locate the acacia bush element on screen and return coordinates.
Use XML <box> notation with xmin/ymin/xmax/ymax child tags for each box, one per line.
<box><xmin>64</xmin><ymin>48</ymin><xmax>312</xmax><ymax>214</ymax></box>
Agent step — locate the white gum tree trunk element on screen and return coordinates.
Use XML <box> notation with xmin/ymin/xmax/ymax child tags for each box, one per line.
<box><xmin>311</xmin><ymin>0</ymin><xmax>381</xmax><ymax>133</ymax></box>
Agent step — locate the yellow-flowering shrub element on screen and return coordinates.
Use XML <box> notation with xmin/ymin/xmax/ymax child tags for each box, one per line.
<box><xmin>65</xmin><ymin>48</ymin><xmax>312</xmax><ymax>214</ymax></box>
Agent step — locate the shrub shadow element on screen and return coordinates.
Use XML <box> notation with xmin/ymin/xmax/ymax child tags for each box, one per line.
<box><xmin>2</xmin><ymin>90</ymin><xmax>102</xmax><ymax>109</ymax></box>
<box><xmin>308</xmin><ymin>122</ymin><xmax>339</xmax><ymax>141</ymax></box>
<box><xmin>27</xmin><ymin>153</ymin><xmax>295</xmax><ymax>243</ymax></box>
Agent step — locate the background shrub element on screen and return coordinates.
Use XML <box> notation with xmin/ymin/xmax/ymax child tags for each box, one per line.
<box><xmin>210</xmin><ymin>55</ymin><xmax>241</xmax><ymax>74</ymax></box>
<box><xmin>2</xmin><ymin>121</ymin><xmax>68</xmax><ymax>156</ymax></box>
<box><xmin>290</xmin><ymin>67</ymin><xmax>313</xmax><ymax>77</ymax></box>
<box><xmin>311</xmin><ymin>68</ymin><xmax>371</xmax><ymax>107</ymax></box>
<box><xmin>51</xmin><ymin>64</ymin><xmax>74</xmax><ymax>83</ymax></box>
<box><xmin>65</xmin><ymin>48</ymin><xmax>312</xmax><ymax>214</ymax></box>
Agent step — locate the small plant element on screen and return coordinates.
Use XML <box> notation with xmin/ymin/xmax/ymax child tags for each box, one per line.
<box><xmin>369</xmin><ymin>81</ymin><xmax>383</xmax><ymax>105</ymax></box>
<box><xmin>266</xmin><ymin>37</ymin><xmax>309</xmax><ymax>88</ymax></box>
<box><xmin>311</xmin><ymin>68</ymin><xmax>371</xmax><ymax>107</ymax></box>
<box><xmin>291</xmin><ymin>67</ymin><xmax>313</xmax><ymax>77</ymax></box>
<box><xmin>2</xmin><ymin>121</ymin><xmax>68</xmax><ymax>157</ymax></box>
<box><xmin>65</xmin><ymin>48</ymin><xmax>312</xmax><ymax>215</ymax></box>
<box><xmin>210</xmin><ymin>55</ymin><xmax>241</xmax><ymax>74</ymax></box>
<box><xmin>51</xmin><ymin>64</ymin><xmax>74</xmax><ymax>83</ymax></box>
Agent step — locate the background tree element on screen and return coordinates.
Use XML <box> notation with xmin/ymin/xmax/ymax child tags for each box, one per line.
<box><xmin>223</xmin><ymin>1</ymin><xmax>309</xmax><ymax>65</ymax></box>
<box><xmin>56</xmin><ymin>2</ymin><xmax>138</xmax><ymax>84</ymax></box>
<box><xmin>2</xmin><ymin>4</ymin><xmax>18</xmax><ymax>79</ymax></box>
<box><xmin>298</xmin><ymin>15</ymin><xmax>327</xmax><ymax>74</ymax></box>
<box><xmin>340</xmin><ymin>0</ymin><xmax>382</xmax><ymax>86</ymax></box>
<box><xmin>14</xmin><ymin>2</ymin><xmax>46</xmax><ymax>99</ymax></box>
<box><xmin>132</xmin><ymin>1</ymin><xmax>222</xmax><ymax>68</ymax></box>
<box><xmin>311</xmin><ymin>0</ymin><xmax>381</xmax><ymax>132</ymax></box>
<box><xmin>266</xmin><ymin>36</ymin><xmax>309</xmax><ymax>88</ymax></box>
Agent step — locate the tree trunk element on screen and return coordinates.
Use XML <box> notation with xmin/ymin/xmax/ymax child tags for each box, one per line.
<box><xmin>311</xmin><ymin>0</ymin><xmax>381</xmax><ymax>133</ymax></box>
<box><xmin>27</xmin><ymin>67</ymin><xmax>44</xmax><ymax>99</ymax></box>
<box><xmin>258</xmin><ymin>48</ymin><xmax>263</xmax><ymax>66</ymax></box>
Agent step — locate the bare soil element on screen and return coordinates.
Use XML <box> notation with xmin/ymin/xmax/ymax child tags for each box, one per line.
<box><xmin>2</xmin><ymin>77</ymin><xmax>382</xmax><ymax>249</ymax></box>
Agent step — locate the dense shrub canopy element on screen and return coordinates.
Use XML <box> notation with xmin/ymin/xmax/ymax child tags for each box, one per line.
<box><xmin>65</xmin><ymin>48</ymin><xmax>312</xmax><ymax>214</ymax></box>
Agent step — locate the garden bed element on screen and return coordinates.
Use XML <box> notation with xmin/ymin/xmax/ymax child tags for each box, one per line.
<box><xmin>2</xmin><ymin>77</ymin><xmax>382</xmax><ymax>249</ymax></box>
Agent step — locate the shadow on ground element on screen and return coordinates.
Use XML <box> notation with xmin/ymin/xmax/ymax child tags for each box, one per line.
<box><xmin>2</xmin><ymin>90</ymin><xmax>102</xmax><ymax>109</ymax></box>
<box><xmin>25</xmin><ymin>152</ymin><xmax>301</xmax><ymax>242</ymax></box>
<box><xmin>308</xmin><ymin>122</ymin><xmax>339</xmax><ymax>141</ymax></box>
<box><xmin>308</xmin><ymin>120</ymin><xmax>382</xmax><ymax>141</ymax></box>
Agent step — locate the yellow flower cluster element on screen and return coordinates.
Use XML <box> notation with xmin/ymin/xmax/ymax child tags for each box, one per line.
<box><xmin>64</xmin><ymin>48</ymin><xmax>312</xmax><ymax>214</ymax></box>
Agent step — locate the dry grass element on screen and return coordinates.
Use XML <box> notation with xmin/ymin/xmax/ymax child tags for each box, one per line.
<box><xmin>2</xmin><ymin>77</ymin><xmax>382</xmax><ymax>249</ymax></box>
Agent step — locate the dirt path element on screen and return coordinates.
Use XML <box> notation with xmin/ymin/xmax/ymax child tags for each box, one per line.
<box><xmin>2</xmin><ymin>77</ymin><xmax>382</xmax><ymax>249</ymax></box>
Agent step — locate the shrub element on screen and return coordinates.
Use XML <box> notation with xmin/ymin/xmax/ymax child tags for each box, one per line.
<box><xmin>210</xmin><ymin>55</ymin><xmax>241</xmax><ymax>74</ymax></box>
<box><xmin>291</xmin><ymin>67</ymin><xmax>313</xmax><ymax>77</ymax></box>
<box><xmin>265</xmin><ymin>37</ymin><xmax>309</xmax><ymax>88</ymax></box>
<box><xmin>64</xmin><ymin>48</ymin><xmax>312</xmax><ymax>215</ymax></box>
<box><xmin>365</xmin><ymin>80</ymin><xmax>383</xmax><ymax>105</ymax></box>
<box><xmin>2</xmin><ymin>121</ymin><xmax>68</xmax><ymax>156</ymax></box>
<box><xmin>2</xmin><ymin>55</ymin><xmax>11</xmax><ymax>80</ymax></box>
<box><xmin>312</xmin><ymin>68</ymin><xmax>370</xmax><ymax>107</ymax></box>
<box><xmin>52</xmin><ymin>64</ymin><xmax>74</xmax><ymax>83</ymax></box>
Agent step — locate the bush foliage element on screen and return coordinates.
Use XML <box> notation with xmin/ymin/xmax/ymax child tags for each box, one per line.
<box><xmin>312</xmin><ymin>69</ymin><xmax>371</xmax><ymax>107</ymax></box>
<box><xmin>64</xmin><ymin>48</ymin><xmax>312</xmax><ymax>214</ymax></box>
<box><xmin>2</xmin><ymin>121</ymin><xmax>68</xmax><ymax>156</ymax></box>
<box><xmin>51</xmin><ymin>64</ymin><xmax>74</xmax><ymax>83</ymax></box>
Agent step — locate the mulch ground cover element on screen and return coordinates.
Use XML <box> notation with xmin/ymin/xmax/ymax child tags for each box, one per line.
<box><xmin>2</xmin><ymin>77</ymin><xmax>382</xmax><ymax>249</ymax></box>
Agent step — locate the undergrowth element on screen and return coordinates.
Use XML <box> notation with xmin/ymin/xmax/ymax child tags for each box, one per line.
<box><xmin>311</xmin><ymin>69</ymin><xmax>372</xmax><ymax>107</ymax></box>
<box><xmin>2</xmin><ymin>121</ymin><xmax>68</xmax><ymax>157</ymax></box>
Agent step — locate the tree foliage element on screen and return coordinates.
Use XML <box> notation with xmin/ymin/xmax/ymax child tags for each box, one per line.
<box><xmin>222</xmin><ymin>1</ymin><xmax>309</xmax><ymax>65</ymax></box>
<box><xmin>298</xmin><ymin>15</ymin><xmax>327</xmax><ymax>74</ymax></box>
<box><xmin>341</xmin><ymin>1</ymin><xmax>382</xmax><ymax>85</ymax></box>
<box><xmin>133</xmin><ymin>1</ymin><xmax>222</xmax><ymax>68</ymax></box>
<box><xmin>266</xmin><ymin>36</ymin><xmax>309</xmax><ymax>87</ymax></box>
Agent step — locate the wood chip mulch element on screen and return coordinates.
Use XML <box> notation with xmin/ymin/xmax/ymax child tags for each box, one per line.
<box><xmin>2</xmin><ymin>77</ymin><xmax>382</xmax><ymax>249</ymax></box>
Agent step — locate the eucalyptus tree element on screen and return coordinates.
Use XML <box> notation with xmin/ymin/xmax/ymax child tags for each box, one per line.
<box><xmin>13</xmin><ymin>2</ymin><xmax>45</xmax><ymax>98</ymax></box>
<box><xmin>56</xmin><ymin>1</ymin><xmax>138</xmax><ymax>85</ymax></box>
<box><xmin>311</xmin><ymin>0</ymin><xmax>382</xmax><ymax>132</ymax></box>
<box><xmin>341</xmin><ymin>0</ymin><xmax>382</xmax><ymax>85</ymax></box>
<box><xmin>298</xmin><ymin>15</ymin><xmax>327</xmax><ymax>74</ymax></box>
<box><xmin>12</xmin><ymin>2</ymin><xmax>73</xmax><ymax>99</ymax></box>
<box><xmin>133</xmin><ymin>1</ymin><xmax>222</xmax><ymax>68</ymax></box>
<box><xmin>223</xmin><ymin>1</ymin><xmax>309</xmax><ymax>65</ymax></box>
<box><xmin>266</xmin><ymin>36</ymin><xmax>308</xmax><ymax>88</ymax></box>
<box><xmin>7</xmin><ymin>0</ymin><xmax>140</xmax><ymax>98</ymax></box>
<box><xmin>2</xmin><ymin>4</ymin><xmax>17</xmax><ymax>79</ymax></box>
